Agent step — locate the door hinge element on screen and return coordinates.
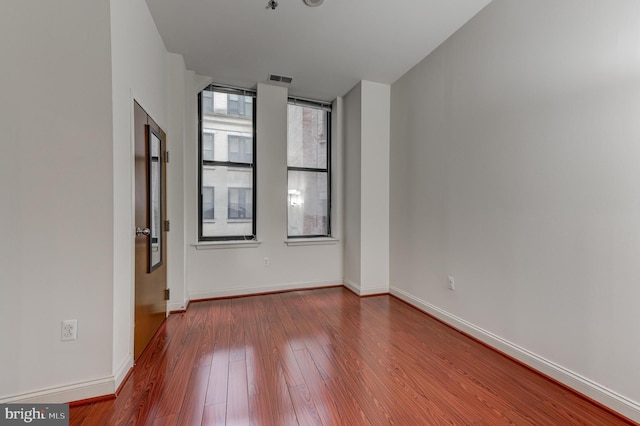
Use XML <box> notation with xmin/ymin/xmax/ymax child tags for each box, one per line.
<box><xmin>164</xmin><ymin>288</ymin><xmax>170</xmax><ymax>301</ymax></box>
<box><xmin>164</xmin><ymin>220</ymin><xmax>170</xmax><ymax>231</ymax></box>
<box><xmin>164</xmin><ymin>151</ymin><xmax>170</xmax><ymax>163</ymax></box>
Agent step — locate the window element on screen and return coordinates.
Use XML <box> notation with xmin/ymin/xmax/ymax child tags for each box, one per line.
<box><xmin>227</xmin><ymin>94</ymin><xmax>253</xmax><ymax>118</ymax></box>
<box><xmin>203</xmin><ymin>133</ymin><xmax>214</xmax><ymax>162</ymax></box>
<box><xmin>287</xmin><ymin>99</ymin><xmax>331</xmax><ymax>237</ymax></box>
<box><xmin>228</xmin><ymin>187</ymin><xmax>253</xmax><ymax>219</ymax></box>
<box><xmin>202</xmin><ymin>91</ymin><xmax>214</xmax><ymax>114</ymax></box>
<box><xmin>203</xmin><ymin>187</ymin><xmax>215</xmax><ymax>220</ymax></box>
<box><xmin>199</xmin><ymin>85</ymin><xmax>256</xmax><ymax>240</ymax></box>
<box><xmin>228</xmin><ymin>135</ymin><xmax>252</xmax><ymax>163</ymax></box>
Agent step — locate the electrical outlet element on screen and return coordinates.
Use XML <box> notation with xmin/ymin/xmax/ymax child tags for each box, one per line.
<box><xmin>61</xmin><ymin>320</ymin><xmax>78</xmax><ymax>341</ymax></box>
<box><xmin>447</xmin><ymin>276</ymin><xmax>455</xmax><ymax>291</ymax></box>
<box><xmin>264</xmin><ymin>257</ymin><xmax>269</xmax><ymax>266</ymax></box>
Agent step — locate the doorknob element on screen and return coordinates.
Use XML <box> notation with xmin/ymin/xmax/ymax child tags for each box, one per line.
<box><xmin>136</xmin><ymin>227</ymin><xmax>151</xmax><ymax>237</ymax></box>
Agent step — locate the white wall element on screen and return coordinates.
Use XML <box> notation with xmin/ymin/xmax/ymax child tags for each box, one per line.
<box><xmin>0</xmin><ymin>1</ymin><xmax>114</xmax><ymax>402</ymax></box>
<box><xmin>343</xmin><ymin>84</ymin><xmax>362</xmax><ymax>289</ymax></box>
<box><xmin>390</xmin><ymin>0</ymin><xmax>640</xmax><ymax>420</ymax></box>
<box><xmin>110</xmin><ymin>0</ymin><xmax>170</xmax><ymax>387</ymax></box>
<box><xmin>343</xmin><ymin>81</ymin><xmax>391</xmax><ymax>295</ymax></box>
<box><xmin>186</xmin><ymin>82</ymin><xmax>343</xmax><ymax>299</ymax></box>
<box><xmin>360</xmin><ymin>81</ymin><xmax>390</xmax><ymax>294</ymax></box>
<box><xmin>166</xmin><ymin>53</ymin><xmax>188</xmax><ymax>312</ymax></box>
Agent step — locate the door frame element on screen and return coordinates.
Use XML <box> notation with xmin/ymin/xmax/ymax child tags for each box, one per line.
<box><xmin>129</xmin><ymin>96</ymin><xmax>169</xmax><ymax>362</ymax></box>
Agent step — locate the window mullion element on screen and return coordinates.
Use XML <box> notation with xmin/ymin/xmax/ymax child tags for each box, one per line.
<box><xmin>287</xmin><ymin>166</ymin><xmax>327</xmax><ymax>173</ymax></box>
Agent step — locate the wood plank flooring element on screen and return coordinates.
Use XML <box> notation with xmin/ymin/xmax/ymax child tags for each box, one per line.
<box><xmin>70</xmin><ymin>287</ymin><xmax>634</xmax><ymax>425</ymax></box>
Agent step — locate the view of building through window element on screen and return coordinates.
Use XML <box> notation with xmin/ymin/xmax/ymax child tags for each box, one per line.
<box><xmin>199</xmin><ymin>87</ymin><xmax>255</xmax><ymax>240</ymax></box>
<box><xmin>287</xmin><ymin>101</ymin><xmax>331</xmax><ymax>237</ymax></box>
<box><xmin>199</xmin><ymin>87</ymin><xmax>331</xmax><ymax>240</ymax></box>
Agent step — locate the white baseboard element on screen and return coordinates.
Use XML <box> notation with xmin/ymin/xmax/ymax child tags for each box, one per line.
<box><xmin>343</xmin><ymin>280</ymin><xmax>388</xmax><ymax>296</ymax></box>
<box><xmin>1</xmin><ymin>359</ymin><xmax>131</xmax><ymax>405</ymax></box>
<box><xmin>343</xmin><ymin>279</ymin><xmax>361</xmax><ymax>295</ymax></box>
<box><xmin>168</xmin><ymin>300</ymin><xmax>189</xmax><ymax>312</ymax></box>
<box><xmin>390</xmin><ymin>286</ymin><xmax>640</xmax><ymax>423</ymax></box>
<box><xmin>189</xmin><ymin>280</ymin><xmax>342</xmax><ymax>300</ymax></box>
<box><xmin>113</xmin><ymin>356</ymin><xmax>133</xmax><ymax>391</ymax></box>
<box><xmin>0</xmin><ymin>377</ymin><xmax>115</xmax><ymax>405</ymax></box>
<box><xmin>360</xmin><ymin>286</ymin><xmax>389</xmax><ymax>296</ymax></box>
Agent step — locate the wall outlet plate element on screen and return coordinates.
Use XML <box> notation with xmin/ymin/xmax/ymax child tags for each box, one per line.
<box><xmin>447</xmin><ymin>276</ymin><xmax>455</xmax><ymax>291</ymax></box>
<box><xmin>61</xmin><ymin>319</ymin><xmax>78</xmax><ymax>341</ymax></box>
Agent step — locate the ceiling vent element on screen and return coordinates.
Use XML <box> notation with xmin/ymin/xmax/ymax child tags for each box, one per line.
<box><xmin>268</xmin><ymin>74</ymin><xmax>293</xmax><ymax>84</ymax></box>
<box><xmin>303</xmin><ymin>0</ymin><xmax>324</xmax><ymax>6</ymax></box>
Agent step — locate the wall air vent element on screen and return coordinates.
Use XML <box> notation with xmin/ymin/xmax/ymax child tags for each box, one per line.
<box><xmin>268</xmin><ymin>74</ymin><xmax>293</xmax><ymax>84</ymax></box>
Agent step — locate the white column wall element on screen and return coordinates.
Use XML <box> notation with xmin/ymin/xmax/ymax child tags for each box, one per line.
<box><xmin>110</xmin><ymin>0</ymin><xmax>170</xmax><ymax>388</ymax></box>
<box><xmin>360</xmin><ymin>81</ymin><xmax>390</xmax><ymax>294</ymax></box>
<box><xmin>166</xmin><ymin>53</ymin><xmax>188</xmax><ymax>312</ymax></box>
<box><xmin>343</xmin><ymin>81</ymin><xmax>391</xmax><ymax>296</ymax></box>
<box><xmin>342</xmin><ymin>84</ymin><xmax>363</xmax><ymax>291</ymax></box>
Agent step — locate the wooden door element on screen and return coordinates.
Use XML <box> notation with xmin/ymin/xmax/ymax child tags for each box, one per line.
<box><xmin>134</xmin><ymin>101</ymin><xmax>167</xmax><ymax>360</ymax></box>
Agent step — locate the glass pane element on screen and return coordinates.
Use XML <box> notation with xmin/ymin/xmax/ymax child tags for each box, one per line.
<box><xmin>201</xmin><ymin>92</ymin><xmax>253</xmax><ymax>163</ymax></box>
<box><xmin>202</xmin><ymin>165</ymin><xmax>253</xmax><ymax>237</ymax></box>
<box><xmin>202</xmin><ymin>90</ymin><xmax>254</xmax><ymax>120</ymax></box>
<box><xmin>149</xmin><ymin>131</ymin><xmax>162</xmax><ymax>270</ymax></box>
<box><xmin>288</xmin><ymin>170</ymin><xmax>328</xmax><ymax>236</ymax></box>
<box><xmin>288</xmin><ymin>104</ymin><xmax>327</xmax><ymax>169</ymax></box>
<box><xmin>199</xmin><ymin>87</ymin><xmax>255</xmax><ymax>240</ymax></box>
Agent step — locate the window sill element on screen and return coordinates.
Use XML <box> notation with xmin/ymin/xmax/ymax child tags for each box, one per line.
<box><xmin>193</xmin><ymin>240</ymin><xmax>261</xmax><ymax>250</ymax></box>
<box><xmin>227</xmin><ymin>219</ymin><xmax>252</xmax><ymax>223</ymax></box>
<box><xmin>284</xmin><ymin>237</ymin><xmax>339</xmax><ymax>247</ymax></box>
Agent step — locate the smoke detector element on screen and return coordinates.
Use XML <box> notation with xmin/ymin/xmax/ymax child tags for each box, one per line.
<box><xmin>303</xmin><ymin>0</ymin><xmax>324</xmax><ymax>7</ymax></box>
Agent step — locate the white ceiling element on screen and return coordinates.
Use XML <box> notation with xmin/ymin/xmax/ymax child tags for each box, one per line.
<box><xmin>145</xmin><ymin>0</ymin><xmax>491</xmax><ymax>101</ymax></box>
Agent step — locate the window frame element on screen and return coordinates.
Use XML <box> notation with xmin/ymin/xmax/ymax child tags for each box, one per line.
<box><xmin>286</xmin><ymin>97</ymin><xmax>332</xmax><ymax>239</ymax></box>
<box><xmin>198</xmin><ymin>85</ymin><xmax>257</xmax><ymax>241</ymax></box>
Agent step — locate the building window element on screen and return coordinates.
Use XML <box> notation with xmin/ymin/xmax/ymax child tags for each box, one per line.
<box><xmin>199</xmin><ymin>85</ymin><xmax>256</xmax><ymax>240</ymax></box>
<box><xmin>203</xmin><ymin>91</ymin><xmax>214</xmax><ymax>114</ymax></box>
<box><xmin>203</xmin><ymin>133</ymin><xmax>215</xmax><ymax>162</ymax></box>
<box><xmin>203</xmin><ymin>186</ymin><xmax>215</xmax><ymax>220</ymax></box>
<box><xmin>228</xmin><ymin>135</ymin><xmax>252</xmax><ymax>163</ymax></box>
<box><xmin>227</xmin><ymin>94</ymin><xmax>253</xmax><ymax>118</ymax></box>
<box><xmin>228</xmin><ymin>187</ymin><xmax>253</xmax><ymax>219</ymax></box>
<box><xmin>287</xmin><ymin>99</ymin><xmax>331</xmax><ymax>237</ymax></box>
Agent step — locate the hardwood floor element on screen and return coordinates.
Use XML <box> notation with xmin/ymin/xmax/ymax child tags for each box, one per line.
<box><xmin>70</xmin><ymin>287</ymin><xmax>634</xmax><ymax>425</ymax></box>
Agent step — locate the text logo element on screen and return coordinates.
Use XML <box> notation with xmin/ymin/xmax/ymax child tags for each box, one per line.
<box><xmin>1</xmin><ymin>404</ymin><xmax>68</xmax><ymax>425</ymax></box>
